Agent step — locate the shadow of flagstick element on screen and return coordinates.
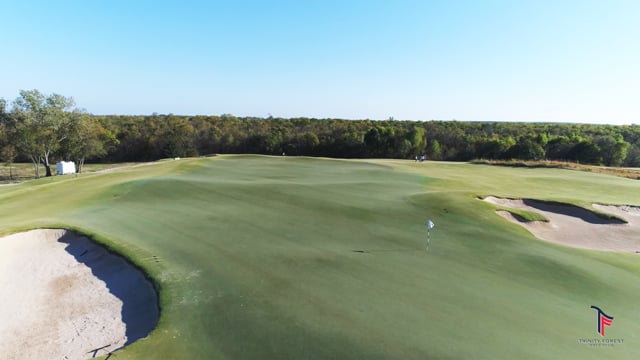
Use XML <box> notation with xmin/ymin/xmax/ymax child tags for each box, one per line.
<box><xmin>352</xmin><ymin>248</ymin><xmax>421</xmax><ymax>254</ymax></box>
<box><xmin>87</xmin><ymin>344</ymin><xmax>111</xmax><ymax>358</ymax></box>
<box><xmin>351</xmin><ymin>220</ymin><xmax>435</xmax><ymax>254</ymax></box>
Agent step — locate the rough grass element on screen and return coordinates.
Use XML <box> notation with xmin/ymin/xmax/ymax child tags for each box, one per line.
<box><xmin>498</xmin><ymin>207</ymin><xmax>549</xmax><ymax>222</ymax></box>
<box><xmin>0</xmin><ymin>156</ymin><xmax>639</xmax><ymax>359</ymax></box>
<box><xmin>0</xmin><ymin>163</ymin><xmax>42</xmax><ymax>182</ymax></box>
<box><xmin>475</xmin><ymin>196</ymin><xmax>550</xmax><ymax>222</ymax></box>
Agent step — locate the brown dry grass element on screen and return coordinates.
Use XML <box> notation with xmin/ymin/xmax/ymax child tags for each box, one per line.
<box><xmin>471</xmin><ymin>159</ymin><xmax>640</xmax><ymax>180</ymax></box>
<box><xmin>0</xmin><ymin>163</ymin><xmax>43</xmax><ymax>183</ymax></box>
<box><xmin>0</xmin><ymin>162</ymin><xmax>141</xmax><ymax>183</ymax></box>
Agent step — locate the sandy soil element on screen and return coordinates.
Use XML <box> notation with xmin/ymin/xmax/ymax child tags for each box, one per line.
<box><xmin>483</xmin><ymin>196</ymin><xmax>640</xmax><ymax>253</ymax></box>
<box><xmin>0</xmin><ymin>229</ymin><xmax>158</xmax><ymax>360</ymax></box>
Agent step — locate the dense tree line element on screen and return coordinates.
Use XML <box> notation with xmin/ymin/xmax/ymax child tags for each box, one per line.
<box><xmin>2</xmin><ymin>90</ymin><xmax>640</xmax><ymax>179</ymax></box>
<box><xmin>96</xmin><ymin>114</ymin><xmax>639</xmax><ymax>167</ymax></box>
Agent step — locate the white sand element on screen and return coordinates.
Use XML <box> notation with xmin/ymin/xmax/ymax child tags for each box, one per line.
<box><xmin>484</xmin><ymin>197</ymin><xmax>640</xmax><ymax>252</ymax></box>
<box><xmin>0</xmin><ymin>229</ymin><xmax>158</xmax><ymax>360</ymax></box>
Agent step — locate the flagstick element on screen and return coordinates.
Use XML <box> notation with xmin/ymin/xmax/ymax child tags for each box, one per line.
<box><xmin>426</xmin><ymin>219</ymin><xmax>434</xmax><ymax>251</ymax></box>
<box><xmin>427</xmin><ymin>228</ymin><xmax>430</xmax><ymax>251</ymax></box>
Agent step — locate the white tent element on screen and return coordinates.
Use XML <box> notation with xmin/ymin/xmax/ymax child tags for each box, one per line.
<box><xmin>56</xmin><ymin>161</ymin><xmax>76</xmax><ymax>175</ymax></box>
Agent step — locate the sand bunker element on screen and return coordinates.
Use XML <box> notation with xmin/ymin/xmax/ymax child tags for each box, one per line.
<box><xmin>0</xmin><ymin>229</ymin><xmax>158</xmax><ymax>360</ymax></box>
<box><xmin>483</xmin><ymin>196</ymin><xmax>640</xmax><ymax>253</ymax></box>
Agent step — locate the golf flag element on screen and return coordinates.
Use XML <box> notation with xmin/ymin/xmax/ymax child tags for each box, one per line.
<box><xmin>426</xmin><ymin>219</ymin><xmax>434</xmax><ymax>250</ymax></box>
<box><xmin>590</xmin><ymin>306</ymin><xmax>614</xmax><ymax>337</ymax></box>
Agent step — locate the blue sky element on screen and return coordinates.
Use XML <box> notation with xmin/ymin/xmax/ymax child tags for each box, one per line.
<box><xmin>1</xmin><ymin>0</ymin><xmax>638</xmax><ymax>124</ymax></box>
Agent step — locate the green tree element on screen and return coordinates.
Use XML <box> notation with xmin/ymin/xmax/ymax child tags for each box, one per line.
<box><xmin>12</xmin><ymin>110</ymin><xmax>44</xmax><ymax>178</ymax></box>
<box><xmin>364</xmin><ymin>126</ymin><xmax>394</xmax><ymax>157</ymax></box>
<box><xmin>0</xmin><ymin>99</ymin><xmax>7</xmax><ymax>148</ymax></box>
<box><xmin>596</xmin><ymin>135</ymin><xmax>630</xmax><ymax>166</ymax></box>
<box><xmin>408</xmin><ymin>126</ymin><xmax>427</xmax><ymax>155</ymax></box>
<box><xmin>477</xmin><ymin>138</ymin><xmax>508</xmax><ymax>159</ymax></box>
<box><xmin>0</xmin><ymin>98</ymin><xmax>7</xmax><ymax>136</ymax></box>
<box><xmin>429</xmin><ymin>139</ymin><xmax>442</xmax><ymax>160</ymax></box>
<box><xmin>61</xmin><ymin>114</ymin><xmax>118</xmax><ymax>173</ymax></box>
<box><xmin>504</xmin><ymin>138</ymin><xmax>545</xmax><ymax>160</ymax></box>
<box><xmin>160</xmin><ymin>116</ymin><xmax>196</xmax><ymax>158</ymax></box>
<box><xmin>12</xmin><ymin>90</ymin><xmax>76</xmax><ymax>177</ymax></box>
<box><xmin>398</xmin><ymin>139</ymin><xmax>413</xmax><ymax>158</ymax></box>
<box><xmin>302</xmin><ymin>131</ymin><xmax>320</xmax><ymax>153</ymax></box>
<box><xmin>1</xmin><ymin>144</ymin><xmax>17</xmax><ymax>180</ymax></box>
<box><xmin>545</xmin><ymin>136</ymin><xmax>575</xmax><ymax>160</ymax></box>
<box><xmin>568</xmin><ymin>141</ymin><xmax>601</xmax><ymax>164</ymax></box>
<box><xmin>624</xmin><ymin>143</ymin><xmax>640</xmax><ymax>167</ymax></box>
<box><xmin>611</xmin><ymin>140</ymin><xmax>630</xmax><ymax>167</ymax></box>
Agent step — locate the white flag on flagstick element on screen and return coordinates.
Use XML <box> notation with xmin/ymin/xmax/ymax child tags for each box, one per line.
<box><xmin>427</xmin><ymin>220</ymin><xmax>435</xmax><ymax>229</ymax></box>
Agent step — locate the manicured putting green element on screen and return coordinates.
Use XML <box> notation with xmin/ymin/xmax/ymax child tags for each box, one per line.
<box><xmin>0</xmin><ymin>155</ymin><xmax>638</xmax><ymax>359</ymax></box>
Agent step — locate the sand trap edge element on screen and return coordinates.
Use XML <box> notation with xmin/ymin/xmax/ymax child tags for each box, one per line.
<box><xmin>0</xmin><ymin>228</ymin><xmax>160</xmax><ymax>359</ymax></box>
<box><xmin>479</xmin><ymin>196</ymin><xmax>640</xmax><ymax>253</ymax></box>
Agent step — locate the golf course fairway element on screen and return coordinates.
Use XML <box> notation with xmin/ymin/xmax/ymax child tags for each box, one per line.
<box><xmin>0</xmin><ymin>155</ymin><xmax>639</xmax><ymax>359</ymax></box>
